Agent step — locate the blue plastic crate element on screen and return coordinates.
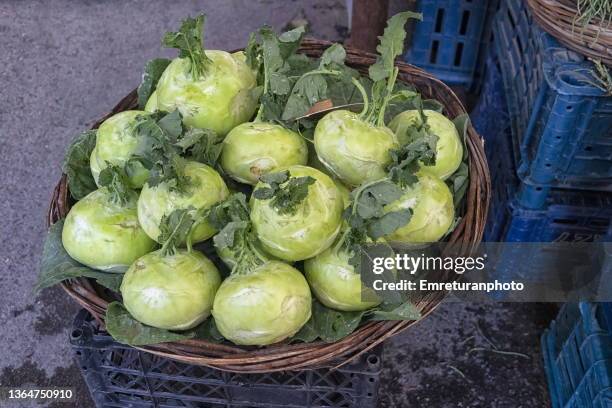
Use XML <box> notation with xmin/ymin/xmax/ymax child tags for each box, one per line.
<box><xmin>404</xmin><ymin>0</ymin><xmax>496</xmax><ymax>87</ymax></box>
<box><xmin>472</xmin><ymin>53</ymin><xmax>612</xmax><ymax>243</ymax></box>
<box><xmin>542</xmin><ymin>303</ymin><xmax>612</xmax><ymax>408</ymax></box>
<box><xmin>492</xmin><ymin>0</ymin><xmax>612</xmax><ymax>198</ymax></box>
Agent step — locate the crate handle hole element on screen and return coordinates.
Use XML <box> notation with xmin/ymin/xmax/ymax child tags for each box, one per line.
<box><xmin>368</xmin><ymin>377</ymin><xmax>375</xmax><ymax>383</ymax></box>
<box><xmin>566</xmin><ymin>105</ymin><xmax>573</xmax><ymax>111</ymax></box>
<box><xmin>430</xmin><ymin>40</ymin><xmax>439</xmax><ymax>64</ymax></box>
<box><xmin>585</xmin><ymin>146</ymin><xmax>593</xmax><ymax>151</ymax></box>
<box><xmin>459</xmin><ymin>10</ymin><xmax>470</xmax><ymax>35</ymax></box>
<box><xmin>434</xmin><ymin>9</ymin><xmax>445</xmax><ymax>33</ymax></box>
<box><xmin>454</xmin><ymin>43</ymin><xmax>464</xmax><ymax>66</ymax></box>
<box><xmin>75</xmin><ymin>351</ymin><xmax>82</xmax><ymax>356</ymax></box>
<box><xmin>368</xmin><ymin>392</ymin><xmax>373</xmax><ymax>397</ymax></box>
<box><xmin>367</xmin><ymin>355</ymin><xmax>379</xmax><ymax>365</ymax></box>
<box><xmin>535</xmin><ymin>187</ymin><xmax>543</xmax><ymax>191</ymax></box>
<box><xmin>545</xmin><ymin>163</ymin><xmax>551</xmax><ymax>167</ymax></box>
<box><xmin>71</xmin><ymin>329</ymin><xmax>83</xmax><ymax>340</ymax></box>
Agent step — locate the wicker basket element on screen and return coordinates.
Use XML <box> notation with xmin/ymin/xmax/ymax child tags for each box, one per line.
<box><xmin>48</xmin><ymin>39</ymin><xmax>490</xmax><ymax>373</ymax></box>
<box><xmin>527</xmin><ymin>0</ymin><xmax>612</xmax><ymax>66</ymax></box>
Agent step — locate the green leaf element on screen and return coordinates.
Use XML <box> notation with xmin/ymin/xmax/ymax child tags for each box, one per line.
<box><xmin>244</xmin><ymin>32</ymin><xmax>262</xmax><ymax>72</ymax></box>
<box><xmin>97</xmin><ymin>164</ymin><xmax>135</xmax><ymax>206</ymax></box>
<box><xmin>368</xmin><ymin>301</ymin><xmax>421</xmax><ymax>321</ymax></box>
<box><xmin>367</xmin><ymin>209</ymin><xmax>412</xmax><ymax>239</ymax></box>
<box><xmin>447</xmin><ymin>113</ymin><xmax>470</xmax><ymax>208</ymax></box>
<box><xmin>207</xmin><ymin>193</ymin><xmax>251</xmax><ymax>231</ymax></box>
<box><xmin>162</xmin><ymin>14</ymin><xmax>212</xmax><ymax>79</ymax></box>
<box><xmin>319</xmin><ymin>43</ymin><xmax>347</xmax><ymax>67</ymax></box>
<box><xmin>387</xmin><ymin>132</ymin><xmax>438</xmax><ymax>188</ymax></box>
<box><xmin>106</xmin><ymin>302</ymin><xmax>194</xmax><ymax>346</ymax></box>
<box><xmin>290</xmin><ymin>318</ymin><xmax>319</xmax><ymax>343</ymax></box>
<box><xmin>191</xmin><ymin>317</ymin><xmax>225</xmax><ymax>343</ymax></box>
<box><xmin>176</xmin><ymin>128</ymin><xmax>223</xmax><ymax>168</ymax></box>
<box><xmin>36</xmin><ymin>220</ymin><xmax>124</xmax><ymax>293</ymax></box>
<box><xmin>368</xmin><ymin>12</ymin><xmax>422</xmax><ymax>82</ymax></box>
<box><xmin>311</xmin><ymin>300</ymin><xmax>366</xmax><ymax>343</ymax></box>
<box><xmin>158</xmin><ymin>208</ymin><xmax>195</xmax><ymax>255</ymax></box>
<box><xmin>132</xmin><ymin>110</ymin><xmax>193</xmax><ymax>191</ymax></box>
<box><xmin>62</xmin><ymin>130</ymin><xmax>97</xmax><ymax>200</ymax></box>
<box><xmin>253</xmin><ymin>170</ymin><xmax>315</xmax><ymax>215</ymax></box>
<box><xmin>137</xmin><ymin>58</ymin><xmax>171</xmax><ymax>109</ymax></box>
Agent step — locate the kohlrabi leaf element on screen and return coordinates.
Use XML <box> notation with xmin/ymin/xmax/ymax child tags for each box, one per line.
<box><xmin>133</xmin><ymin>110</ymin><xmax>192</xmax><ymax>191</ymax></box>
<box><xmin>367</xmin><ymin>301</ymin><xmax>421</xmax><ymax>321</ymax></box>
<box><xmin>207</xmin><ymin>193</ymin><xmax>250</xmax><ymax>231</ymax></box>
<box><xmin>357</xmin><ymin>12</ymin><xmax>422</xmax><ymax>126</ymax></box>
<box><xmin>162</xmin><ymin>14</ymin><xmax>212</xmax><ymax>79</ymax></box>
<box><xmin>369</xmin><ymin>11</ymin><xmax>422</xmax><ymax>82</ymax></box>
<box><xmin>387</xmin><ymin>133</ymin><xmax>438</xmax><ymax>188</ymax></box>
<box><xmin>175</xmin><ymin>128</ymin><xmax>223</xmax><ymax>168</ymax></box>
<box><xmin>97</xmin><ymin>164</ymin><xmax>135</xmax><ymax>206</ymax></box>
<box><xmin>281</xmin><ymin>43</ymin><xmax>352</xmax><ymax>121</ymax></box>
<box><xmin>62</xmin><ymin>130</ymin><xmax>97</xmax><ymax>200</ymax></box>
<box><xmin>252</xmin><ymin>170</ymin><xmax>315</xmax><ymax>215</ymax></box>
<box><xmin>137</xmin><ymin>58</ymin><xmax>171</xmax><ymax>109</ymax></box>
<box><xmin>341</xmin><ymin>180</ymin><xmax>410</xmax><ymax>252</ymax></box>
<box><xmin>36</xmin><ymin>220</ymin><xmax>124</xmax><ymax>293</ymax></box>
<box><xmin>309</xmin><ymin>300</ymin><xmax>366</xmax><ymax>343</ymax></box>
<box><xmin>158</xmin><ymin>208</ymin><xmax>195</xmax><ymax>255</ymax></box>
<box><xmin>447</xmin><ymin>114</ymin><xmax>470</xmax><ymax>208</ymax></box>
<box><xmin>106</xmin><ymin>302</ymin><xmax>194</xmax><ymax>345</ymax></box>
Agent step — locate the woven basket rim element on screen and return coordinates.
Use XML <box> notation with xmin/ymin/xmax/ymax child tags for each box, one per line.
<box><xmin>527</xmin><ymin>0</ymin><xmax>612</xmax><ymax>66</ymax></box>
<box><xmin>48</xmin><ymin>38</ymin><xmax>491</xmax><ymax>373</ymax></box>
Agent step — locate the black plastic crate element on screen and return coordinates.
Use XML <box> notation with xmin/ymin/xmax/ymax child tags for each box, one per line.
<box><xmin>70</xmin><ymin>310</ymin><xmax>383</xmax><ymax>408</ymax></box>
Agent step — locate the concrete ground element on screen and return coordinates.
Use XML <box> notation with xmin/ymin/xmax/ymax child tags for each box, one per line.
<box><xmin>0</xmin><ymin>1</ymin><xmax>554</xmax><ymax>406</ymax></box>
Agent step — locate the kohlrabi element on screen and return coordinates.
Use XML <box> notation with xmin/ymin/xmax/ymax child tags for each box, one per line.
<box><xmin>220</xmin><ymin>27</ymin><xmax>349</xmax><ymax>185</ymax></box>
<box><xmin>133</xmin><ymin>111</ymin><xmax>229</xmax><ymax>244</ymax></box>
<box><xmin>314</xmin><ymin>12</ymin><xmax>421</xmax><ymax>187</ymax></box>
<box><xmin>389</xmin><ymin>109</ymin><xmax>463</xmax><ymax>180</ymax></box>
<box><xmin>91</xmin><ymin>110</ymin><xmax>151</xmax><ymax>188</ymax></box>
<box><xmin>151</xmin><ymin>15</ymin><xmax>258</xmax><ymax>135</ymax></box>
<box><xmin>221</xmin><ymin>122</ymin><xmax>307</xmax><ymax>184</ymax></box>
<box><xmin>304</xmin><ymin>243</ymin><xmax>381</xmax><ymax>311</ymax></box>
<box><xmin>250</xmin><ymin>166</ymin><xmax>344</xmax><ymax>261</ymax></box>
<box><xmin>383</xmin><ymin>170</ymin><xmax>455</xmax><ymax>243</ymax></box>
<box><xmin>138</xmin><ymin>160</ymin><xmax>228</xmax><ymax>243</ymax></box>
<box><xmin>62</xmin><ymin>169</ymin><xmax>156</xmax><ymax>272</ymax></box>
<box><xmin>208</xmin><ymin>194</ymin><xmax>311</xmax><ymax>345</ymax></box>
<box><xmin>120</xmin><ymin>209</ymin><xmax>221</xmax><ymax>330</ymax></box>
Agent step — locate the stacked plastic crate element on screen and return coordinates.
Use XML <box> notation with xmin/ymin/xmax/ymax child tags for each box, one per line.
<box><xmin>542</xmin><ymin>303</ymin><xmax>612</xmax><ymax>408</ymax></box>
<box><xmin>403</xmin><ymin>0</ymin><xmax>498</xmax><ymax>89</ymax></box>
<box><xmin>471</xmin><ymin>0</ymin><xmax>612</xmax><ymax>249</ymax></box>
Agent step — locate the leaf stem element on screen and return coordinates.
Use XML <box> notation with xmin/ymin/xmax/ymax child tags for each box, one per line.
<box><xmin>351</xmin><ymin>78</ymin><xmax>370</xmax><ymax>118</ymax></box>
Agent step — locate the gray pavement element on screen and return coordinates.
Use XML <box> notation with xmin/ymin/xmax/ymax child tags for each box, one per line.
<box><xmin>0</xmin><ymin>1</ymin><xmax>553</xmax><ymax>406</ymax></box>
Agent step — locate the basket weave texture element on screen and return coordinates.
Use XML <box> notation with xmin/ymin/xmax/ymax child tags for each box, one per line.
<box><xmin>48</xmin><ymin>39</ymin><xmax>491</xmax><ymax>373</ymax></box>
<box><xmin>527</xmin><ymin>0</ymin><xmax>612</xmax><ymax>66</ymax></box>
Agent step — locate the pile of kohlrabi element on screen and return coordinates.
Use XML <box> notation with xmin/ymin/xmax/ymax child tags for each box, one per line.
<box><xmin>38</xmin><ymin>12</ymin><xmax>469</xmax><ymax>347</ymax></box>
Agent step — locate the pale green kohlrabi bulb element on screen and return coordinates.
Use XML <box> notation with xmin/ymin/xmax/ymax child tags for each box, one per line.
<box><xmin>154</xmin><ymin>50</ymin><xmax>258</xmax><ymax>136</ymax></box>
<box><xmin>383</xmin><ymin>171</ymin><xmax>455</xmax><ymax>243</ymax></box>
<box><xmin>388</xmin><ymin>109</ymin><xmax>463</xmax><ymax>180</ymax></box>
<box><xmin>250</xmin><ymin>165</ymin><xmax>344</xmax><ymax>262</ymax></box>
<box><xmin>121</xmin><ymin>249</ymin><xmax>221</xmax><ymax>330</ymax></box>
<box><xmin>314</xmin><ymin>110</ymin><xmax>399</xmax><ymax>187</ymax></box>
<box><xmin>137</xmin><ymin>161</ymin><xmax>229</xmax><ymax>243</ymax></box>
<box><xmin>304</xmin><ymin>245</ymin><xmax>381</xmax><ymax>312</ymax></box>
<box><xmin>221</xmin><ymin>122</ymin><xmax>308</xmax><ymax>185</ymax></box>
<box><xmin>62</xmin><ymin>188</ymin><xmax>156</xmax><ymax>272</ymax></box>
<box><xmin>212</xmin><ymin>261</ymin><xmax>311</xmax><ymax>345</ymax></box>
<box><xmin>92</xmin><ymin>110</ymin><xmax>151</xmax><ymax>188</ymax></box>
